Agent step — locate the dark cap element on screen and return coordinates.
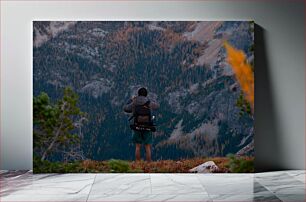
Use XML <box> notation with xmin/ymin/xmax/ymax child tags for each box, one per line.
<box><xmin>138</xmin><ymin>87</ymin><xmax>148</xmax><ymax>97</ymax></box>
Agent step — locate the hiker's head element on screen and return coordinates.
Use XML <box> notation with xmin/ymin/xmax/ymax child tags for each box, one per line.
<box><xmin>138</xmin><ymin>87</ymin><xmax>148</xmax><ymax>97</ymax></box>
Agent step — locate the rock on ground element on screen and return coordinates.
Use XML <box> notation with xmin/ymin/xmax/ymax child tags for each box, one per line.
<box><xmin>189</xmin><ymin>161</ymin><xmax>219</xmax><ymax>173</ymax></box>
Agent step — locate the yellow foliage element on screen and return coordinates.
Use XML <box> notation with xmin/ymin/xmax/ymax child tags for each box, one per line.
<box><xmin>224</xmin><ymin>42</ymin><xmax>254</xmax><ymax>111</ymax></box>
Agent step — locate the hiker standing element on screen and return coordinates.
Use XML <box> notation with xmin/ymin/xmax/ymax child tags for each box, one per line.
<box><xmin>124</xmin><ymin>87</ymin><xmax>159</xmax><ymax>162</ymax></box>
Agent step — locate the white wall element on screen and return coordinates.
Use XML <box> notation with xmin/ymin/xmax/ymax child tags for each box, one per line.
<box><xmin>1</xmin><ymin>0</ymin><xmax>305</xmax><ymax>170</ymax></box>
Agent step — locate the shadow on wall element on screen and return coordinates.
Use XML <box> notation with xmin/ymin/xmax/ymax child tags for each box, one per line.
<box><xmin>255</xmin><ymin>24</ymin><xmax>284</xmax><ymax>172</ymax></box>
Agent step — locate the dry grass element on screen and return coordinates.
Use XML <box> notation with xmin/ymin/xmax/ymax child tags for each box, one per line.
<box><xmin>34</xmin><ymin>156</ymin><xmax>254</xmax><ymax>173</ymax></box>
<box><xmin>130</xmin><ymin>157</ymin><xmax>230</xmax><ymax>173</ymax></box>
<box><xmin>80</xmin><ymin>156</ymin><xmax>254</xmax><ymax>173</ymax></box>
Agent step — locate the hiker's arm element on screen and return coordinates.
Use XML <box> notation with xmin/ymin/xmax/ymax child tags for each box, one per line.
<box><xmin>123</xmin><ymin>99</ymin><xmax>133</xmax><ymax>113</ymax></box>
<box><xmin>149</xmin><ymin>101</ymin><xmax>160</xmax><ymax>110</ymax></box>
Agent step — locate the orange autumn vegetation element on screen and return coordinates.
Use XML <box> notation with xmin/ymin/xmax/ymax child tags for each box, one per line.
<box><xmin>80</xmin><ymin>157</ymin><xmax>253</xmax><ymax>173</ymax></box>
<box><xmin>130</xmin><ymin>157</ymin><xmax>231</xmax><ymax>173</ymax></box>
<box><xmin>224</xmin><ymin>42</ymin><xmax>254</xmax><ymax>110</ymax></box>
<box><xmin>34</xmin><ymin>156</ymin><xmax>254</xmax><ymax>173</ymax></box>
<box><xmin>158</xmin><ymin>29</ymin><xmax>184</xmax><ymax>51</ymax></box>
<box><xmin>111</xmin><ymin>26</ymin><xmax>142</xmax><ymax>43</ymax></box>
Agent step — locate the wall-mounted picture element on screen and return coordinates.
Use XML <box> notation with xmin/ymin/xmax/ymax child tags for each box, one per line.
<box><xmin>33</xmin><ymin>21</ymin><xmax>254</xmax><ymax>173</ymax></box>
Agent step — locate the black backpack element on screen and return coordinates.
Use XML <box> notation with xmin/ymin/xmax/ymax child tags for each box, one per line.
<box><xmin>133</xmin><ymin>101</ymin><xmax>152</xmax><ymax>125</ymax></box>
<box><xmin>129</xmin><ymin>101</ymin><xmax>156</xmax><ymax>132</ymax></box>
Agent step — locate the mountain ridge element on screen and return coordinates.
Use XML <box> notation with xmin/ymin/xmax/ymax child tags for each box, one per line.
<box><xmin>33</xmin><ymin>21</ymin><xmax>254</xmax><ymax>161</ymax></box>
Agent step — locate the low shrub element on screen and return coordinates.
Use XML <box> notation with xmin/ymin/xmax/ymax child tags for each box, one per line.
<box><xmin>227</xmin><ymin>154</ymin><xmax>254</xmax><ymax>173</ymax></box>
<box><xmin>108</xmin><ymin>159</ymin><xmax>130</xmax><ymax>173</ymax></box>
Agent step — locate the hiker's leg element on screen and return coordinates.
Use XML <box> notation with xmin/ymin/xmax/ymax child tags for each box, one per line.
<box><xmin>145</xmin><ymin>144</ymin><xmax>151</xmax><ymax>162</ymax></box>
<box><xmin>135</xmin><ymin>144</ymin><xmax>141</xmax><ymax>161</ymax></box>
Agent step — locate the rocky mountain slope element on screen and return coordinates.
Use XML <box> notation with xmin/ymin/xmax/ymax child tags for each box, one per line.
<box><xmin>33</xmin><ymin>21</ymin><xmax>254</xmax><ymax>161</ymax></box>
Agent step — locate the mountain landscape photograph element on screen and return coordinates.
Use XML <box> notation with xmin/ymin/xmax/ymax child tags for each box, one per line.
<box><xmin>33</xmin><ymin>21</ymin><xmax>254</xmax><ymax>173</ymax></box>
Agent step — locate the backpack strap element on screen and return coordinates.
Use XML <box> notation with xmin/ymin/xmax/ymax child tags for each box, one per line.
<box><xmin>129</xmin><ymin>100</ymin><xmax>150</xmax><ymax>121</ymax></box>
<box><xmin>144</xmin><ymin>100</ymin><xmax>150</xmax><ymax>107</ymax></box>
<box><xmin>128</xmin><ymin>115</ymin><xmax>134</xmax><ymax>121</ymax></box>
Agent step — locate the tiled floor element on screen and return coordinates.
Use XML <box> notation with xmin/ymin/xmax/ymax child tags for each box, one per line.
<box><xmin>0</xmin><ymin>170</ymin><xmax>305</xmax><ymax>201</ymax></box>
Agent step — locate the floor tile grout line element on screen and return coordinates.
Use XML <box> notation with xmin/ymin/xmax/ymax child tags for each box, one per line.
<box><xmin>195</xmin><ymin>174</ymin><xmax>213</xmax><ymax>201</ymax></box>
<box><xmin>85</xmin><ymin>174</ymin><xmax>97</xmax><ymax>202</ymax></box>
<box><xmin>255</xmin><ymin>175</ymin><xmax>305</xmax><ymax>186</ymax></box>
<box><xmin>253</xmin><ymin>180</ymin><xmax>283</xmax><ymax>201</ymax></box>
<box><xmin>254</xmin><ymin>179</ymin><xmax>300</xmax><ymax>198</ymax></box>
<box><xmin>149</xmin><ymin>174</ymin><xmax>153</xmax><ymax>194</ymax></box>
<box><xmin>2</xmin><ymin>171</ymin><xmax>305</xmax><ymax>201</ymax></box>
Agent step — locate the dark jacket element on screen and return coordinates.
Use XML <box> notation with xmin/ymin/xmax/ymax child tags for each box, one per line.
<box><xmin>123</xmin><ymin>96</ymin><xmax>159</xmax><ymax>113</ymax></box>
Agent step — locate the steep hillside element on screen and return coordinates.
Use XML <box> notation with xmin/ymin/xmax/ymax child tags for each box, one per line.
<box><xmin>33</xmin><ymin>21</ymin><xmax>254</xmax><ymax>161</ymax></box>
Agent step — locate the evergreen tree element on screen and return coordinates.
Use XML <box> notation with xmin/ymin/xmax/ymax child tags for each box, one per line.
<box><xmin>33</xmin><ymin>87</ymin><xmax>87</xmax><ymax>161</ymax></box>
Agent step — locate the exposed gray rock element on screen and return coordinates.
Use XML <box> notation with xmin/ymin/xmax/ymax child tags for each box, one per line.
<box><xmin>189</xmin><ymin>161</ymin><xmax>219</xmax><ymax>173</ymax></box>
<box><xmin>236</xmin><ymin>139</ymin><xmax>254</xmax><ymax>156</ymax></box>
<box><xmin>81</xmin><ymin>78</ymin><xmax>113</xmax><ymax>98</ymax></box>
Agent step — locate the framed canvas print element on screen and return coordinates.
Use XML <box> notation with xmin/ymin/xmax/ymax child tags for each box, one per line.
<box><xmin>33</xmin><ymin>21</ymin><xmax>254</xmax><ymax>173</ymax></box>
